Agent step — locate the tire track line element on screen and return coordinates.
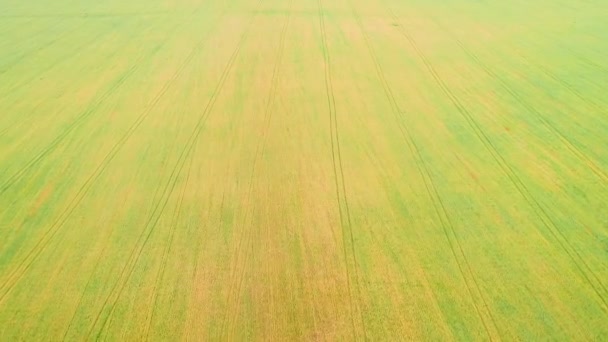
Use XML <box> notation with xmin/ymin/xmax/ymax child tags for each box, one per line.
<box><xmin>2</xmin><ymin>38</ymin><xmax>159</xmax><ymax>144</ymax></box>
<box><xmin>0</xmin><ymin>21</ymin><xmax>128</xmax><ymax>139</ymax></box>
<box><xmin>222</xmin><ymin>2</ymin><xmax>293</xmax><ymax>339</ymax></box>
<box><xmin>0</xmin><ymin>18</ymin><xmax>128</xmax><ymax>97</ymax></box>
<box><xmin>0</xmin><ymin>19</ymin><xmax>66</xmax><ymax>69</ymax></box>
<box><xmin>0</xmin><ymin>16</ymin><xmax>66</xmax><ymax>53</ymax></box>
<box><xmin>245</xmin><ymin>0</ymin><xmax>291</xmax><ymax>332</ymax></box>
<box><xmin>184</xmin><ymin>189</ymin><xmax>225</xmax><ymax>341</ymax></box>
<box><xmin>576</xmin><ymin>55</ymin><xmax>608</xmax><ymax>74</ymax></box>
<box><xmin>388</xmin><ymin>7</ymin><xmax>608</xmax><ymax>313</ymax></box>
<box><xmin>137</xmin><ymin>36</ymin><xmax>209</xmax><ymax>335</ymax></box>
<box><xmin>298</xmin><ymin>223</ymin><xmax>321</xmax><ymax>335</ymax></box>
<box><xmin>60</xmin><ymin>184</ymin><xmax>137</xmax><ymax>341</ymax></box>
<box><xmin>512</xmin><ymin>46</ymin><xmax>608</xmax><ymax>116</ymax></box>
<box><xmin>0</xmin><ymin>15</ymin><xmax>196</xmax><ymax>306</ymax></box>
<box><xmin>0</xmin><ymin>19</ymin><xmax>174</xmax><ymax>194</ymax></box>
<box><xmin>354</xmin><ymin>3</ymin><xmax>500</xmax><ymax>340</ymax></box>
<box><xmin>115</xmin><ymin>51</ymin><xmax>203</xmax><ymax>334</ymax></box>
<box><xmin>220</xmin><ymin>179</ymin><xmax>255</xmax><ymax>340</ymax></box>
<box><xmin>528</xmin><ymin>61</ymin><xmax>608</xmax><ymax>113</ymax></box>
<box><xmin>216</xmin><ymin>70</ymin><xmax>249</xmax><ymax>342</ymax></box>
<box><xmin>365</xmin><ymin>127</ymin><xmax>446</xmax><ymax>331</ymax></box>
<box><xmin>143</xmin><ymin>119</ymin><xmax>197</xmax><ymax>341</ymax></box>
<box><xmin>317</xmin><ymin>0</ymin><xmax>366</xmax><ymax>339</ymax></box>
<box><xmin>356</xmin><ymin>160</ymin><xmax>415</xmax><ymax>335</ymax></box>
<box><xmin>86</xmin><ymin>9</ymin><xmax>256</xmax><ymax>339</ymax></box>
<box><xmin>216</xmin><ymin>0</ymin><xmax>278</xmax><ymax>336</ymax></box>
<box><xmin>431</xmin><ymin>18</ymin><xmax>608</xmax><ymax>186</ymax></box>
<box><xmin>427</xmin><ymin>10</ymin><xmax>608</xmax><ymax>303</ymax></box>
<box><xmin>0</xmin><ymin>18</ymin><xmax>88</xmax><ymax>75</ymax></box>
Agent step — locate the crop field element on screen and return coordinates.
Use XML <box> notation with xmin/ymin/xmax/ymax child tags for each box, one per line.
<box><xmin>1</xmin><ymin>0</ymin><xmax>608</xmax><ymax>340</ymax></box>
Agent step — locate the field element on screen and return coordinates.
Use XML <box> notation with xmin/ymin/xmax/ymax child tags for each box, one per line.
<box><xmin>1</xmin><ymin>0</ymin><xmax>608</xmax><ymax>339</ymax></box>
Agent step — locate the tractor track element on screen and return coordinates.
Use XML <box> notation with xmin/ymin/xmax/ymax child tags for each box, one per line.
<box><xmin>0</xmin><ymin>17</ymin><xmax>128</xmax><ymax>98</ymax></box>
<box><xmin>359</xmin><ymin>2</ymin><xmax>501</xmax><ymax>339</ymax></box>
<box><xmin>389</xmin><ymin>6</ymin><xmax>608</xmax><ymax>313</ymax></box>
<box><xmin>0</xmin><ymin>19</ymin><xmax>174</xmax><ymax>194</ymax></box>
<box><xmin>317</xmin><ymin>0</ymin><xmax>367</xmax><ymax>339</ymax></box>
<box><xmin>0</xmin><ymin>20</ymin><xmax>129</xmax><ymax>139</ymax></box>
<box><xmin>215</xmin><ymin>0</ymin><xmax>295</xmax><ymax>338</ymax></box>
<box><xmin>0</xmin><ymin>13</ymin><xmax>197</xmax><ymax>307</ymax></box>
<box><xmin>409</xmin><ymin>13</ymin><xmax>608</xmax><ymax>196</ymax></box>
<box><xmin>142</xmin><ymin>139</ymin><xmax>195</xmax><ymax>341</ymax></box>
<box><xmin>425</xmin><ymin>8</ymin><xmax>608</xmax><ymax>308</ymax></box>
<box><xmin>142</xmin><ymin>60</ymin><xmax>203</xmax><ymax>337</ymax></box>
<box><xmin>441</xmin><ymin>23</ymin><xmax>608</xmax><ymax>186</ymax></box>
<box><xmin>87</xmin><ymin>6</ymin><xmax>257</xmax><ymax>339</ymax></box>
<box><xmin>221</xmin><ymin>0</ymin><xmax>293</xmax><ymax>339</ymax></box>
<box><xmin>60</xmin><ymin>183</ymin><xmax>138</xmax><ymax>341</ymax></box>
<box><xmin>0</xmin><ymin>1</ymin><xmax>89</xmax><ymax>53</ymax></box>
<box><xmin>0</xmin><ymin>18</ymin><xmax>89</xmax><ymax>75</ymax></box>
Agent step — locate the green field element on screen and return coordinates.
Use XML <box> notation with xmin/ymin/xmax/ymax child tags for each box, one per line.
<box><xmin>1</xmin><ymin>0</ymin><xmax>608</xmax><ymax>339</ymax></box>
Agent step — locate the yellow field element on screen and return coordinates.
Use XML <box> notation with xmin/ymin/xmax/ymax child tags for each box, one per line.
<box><xmin>1</xmin><ymin>0</ymin><xmax>607</xmax><ymax>340</ymax></box>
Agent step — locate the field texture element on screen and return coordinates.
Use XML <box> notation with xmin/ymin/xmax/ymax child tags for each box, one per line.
<box><xmin>1</xmin><ymin>0</ymin><xmax>608</xmax><ymax>340</ymax></box>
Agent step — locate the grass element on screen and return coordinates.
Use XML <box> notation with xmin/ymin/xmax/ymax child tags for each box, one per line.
<box><xmin>1</xmin><ymin>0</ymin><xmax>607</xmax><ymax>339</ymax></box>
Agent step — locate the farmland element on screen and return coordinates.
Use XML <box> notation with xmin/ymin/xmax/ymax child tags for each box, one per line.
<box><xmin>1</xmin><ymin>0</ymin><xmax>608</xmax><ymax>339</ymax></box>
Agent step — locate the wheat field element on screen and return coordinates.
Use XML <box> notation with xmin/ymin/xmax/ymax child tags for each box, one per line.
<box><xmin>1</xmin><ymin>0</ymin><xmax>607</xmax><ymax>340</ymax></box>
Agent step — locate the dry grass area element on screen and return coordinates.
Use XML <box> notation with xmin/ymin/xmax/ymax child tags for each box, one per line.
<box><xmin>1</xmin><ymin>0</ymin><xmax>607</xmax><ymax>340</ymax></box>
